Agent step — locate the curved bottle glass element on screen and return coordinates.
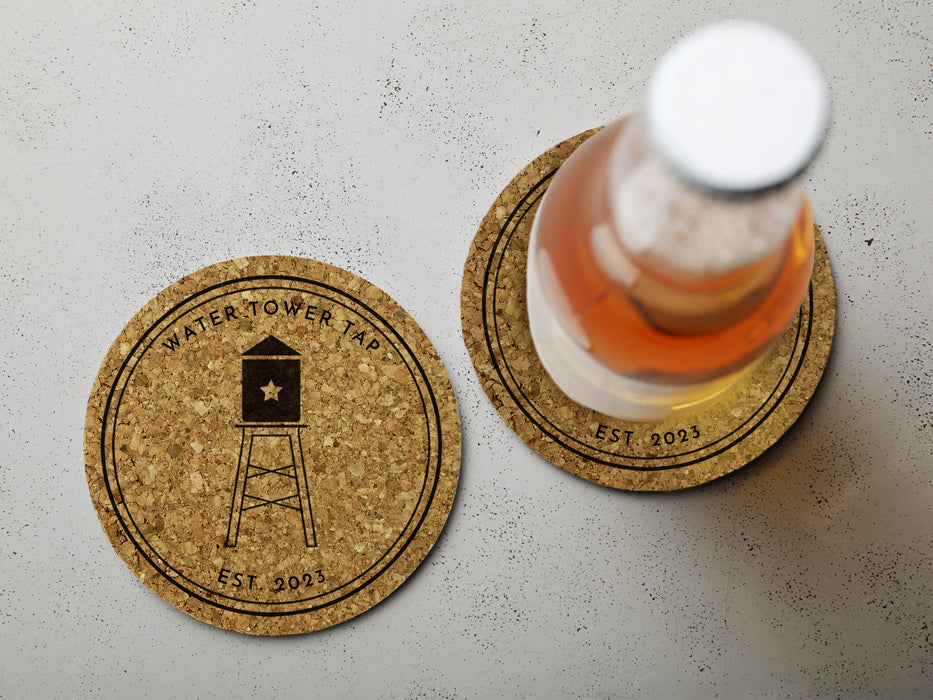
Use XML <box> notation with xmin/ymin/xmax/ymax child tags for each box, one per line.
<box><xmin>527</xmin><ymin>116</ymin><xmax>815</xmax><ymax>420</ymax></box>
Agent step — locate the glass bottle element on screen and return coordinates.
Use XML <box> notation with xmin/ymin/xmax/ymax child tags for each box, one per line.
<box><xmin>526</xmin><ymin>20</ymin><xmax>829</xmax><ymax>421</ymax></box>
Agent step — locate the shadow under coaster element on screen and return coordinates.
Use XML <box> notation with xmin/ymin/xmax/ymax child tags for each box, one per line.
<box><xmin>461</xmin><ymin>128</ymin><xmax>835</xmax><ymax>491</ymax></box>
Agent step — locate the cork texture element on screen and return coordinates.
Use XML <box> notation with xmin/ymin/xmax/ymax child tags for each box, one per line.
<box><xmin>85</xmin><ymin>256</ymin><xmax>461</xmax><ymax>635</ymax></box>
<box><xmin>461</xmin><ymin>129</ymin><xmax>835</xmax><ymax>491</ymax></box>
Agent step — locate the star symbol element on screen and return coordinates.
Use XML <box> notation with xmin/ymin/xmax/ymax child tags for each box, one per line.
<box><xmin>260</xmin><ymin>380</ymin><xmax>282</xmax><ymax>401</ymax></box>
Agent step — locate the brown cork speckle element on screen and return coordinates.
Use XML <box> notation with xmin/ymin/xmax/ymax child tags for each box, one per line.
<box><xmin>461</xmin><ymin>130</ymin><xmax>835</xmax><ymax>491</ymax></box>
<box><xmin>85</xmin><ymin>256</ymin><xmax>461</xmax><ymax>635</ymax></box>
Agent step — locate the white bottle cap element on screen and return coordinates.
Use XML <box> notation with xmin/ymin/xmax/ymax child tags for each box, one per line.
<box><xmin>646</xmin><ymin>20</ymin><xmax>830</xmax><ymax>193</ymax></box>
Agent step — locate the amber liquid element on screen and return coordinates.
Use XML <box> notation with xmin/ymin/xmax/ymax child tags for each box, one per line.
<box><xmin>533</xmin><ymin>121</ymin><xmax>815</xmax><ymax>385</ymax></box>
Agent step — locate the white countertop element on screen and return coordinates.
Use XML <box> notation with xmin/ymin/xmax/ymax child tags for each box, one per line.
<box><xmin>2</xmin><ymin>1</ymin><xmax>931</xmax><ymax>697</ymax></box>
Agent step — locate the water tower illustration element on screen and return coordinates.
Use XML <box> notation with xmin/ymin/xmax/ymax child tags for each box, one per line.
<box><xmin>225</xmin><ymin>335</ymin><xmax>317</xmax><ymax>547</ymax></box>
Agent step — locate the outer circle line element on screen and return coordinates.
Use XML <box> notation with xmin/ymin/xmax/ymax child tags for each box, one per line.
<box><xmin>101</xmin><ymin>275</ymin><xmax>444</xmax><ymax>617</ymax></box>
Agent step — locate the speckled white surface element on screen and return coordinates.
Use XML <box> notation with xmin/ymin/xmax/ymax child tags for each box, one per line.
<box><xmin>1</xmin><ymin>1</ymin><xmax>931</xmax><ymax>698</ymax></box>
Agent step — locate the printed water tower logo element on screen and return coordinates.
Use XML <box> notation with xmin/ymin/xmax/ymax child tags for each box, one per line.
<box><xmin>226</xmin><ymin>335</ymin><xmax>317</xmax><ymax>549</ymax></box>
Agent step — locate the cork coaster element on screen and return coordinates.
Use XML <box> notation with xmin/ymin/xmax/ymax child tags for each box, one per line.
<box><xmin>85</xmin><ymin>256</ymin><xmax>461</xmax><ymax>635</ymax></box>
<box><xmin>461</xmin><ymin>129</ymin><xmax>835</xmax><ymax>491</ymax></box>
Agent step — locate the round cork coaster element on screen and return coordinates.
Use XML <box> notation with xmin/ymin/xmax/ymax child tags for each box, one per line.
<box><xmin>85</xmin><ymin>256</ymin><xmax>461</xmax><ymax>635</ymax></box>
<box><xmin>461</xmin><ymin>129</ymin><xmax>835</xmax><ymax>491</ymax></box>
